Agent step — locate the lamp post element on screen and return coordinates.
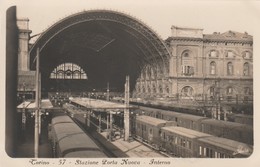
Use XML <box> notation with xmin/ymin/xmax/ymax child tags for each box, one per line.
<box><xmin>22</xmin><ymin>82</ymin><xmax>26</xmax><ymax>131</ymax></box>
<box><xmin>34</xmin><ymin>48</ymin><xmax>41</xmax><ymax>158</ymax></box>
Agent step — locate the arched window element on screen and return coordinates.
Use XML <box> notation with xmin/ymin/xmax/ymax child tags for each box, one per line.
<box><xmin>181</xmin><ymin>86</ymin><xmax>194</xmax><ymax>97</ymax></box>
<box><xmin>142</xmin><ymin>86</ymin><xmax>146</xmax><ymax>93</ymax></box>
<box><xmin>152</xmin><ymin>84</ymin><xmax>156</xmax><ymax>93</ymax></box>
<box><xmin>210</xmin><ymin>61</ymin><xmax>216</xmax><ymax>75</ymax></box>
<box><xmin>147</xmin><ymin>66</ymin><xmax>152</xmax><ymax>78</ymax></box>
<box><xmin>227</xmin><ymin>62</ymin><xmax>233</xmax><ymax>75</ymax></box>
<box><xmin>142</xmin><ymin>70</ymin><xmax>146</xmax><ymax>79</ymax></box>
<box><xmin>165</xmin><ymin>85</ymin><xmax>170</xmax><ymax>94</ymax></box>
<box><xmin>243</xmin><ymin>62</ymin><xmax>250</xmax><ymax>76</ymax></box>
<box><xmin>181</xmin><ymin>50</ymin><xmax>194</xmax><ymax>76</ymax></box>
<box><xmin>50</xmin><ymin>63</ymin><xmax>87</xmax><ymax>79</ymax></box>
<box><xmin>159</xmin><ymin>84</ymin><xmax>163</xmax><ymax>93</ymax></box>
<box><xmin>153</xmin><ymin>68</ymin><xmax>157</xmax><ymax>78</ymax></box>
<box><xmin>147</xmin><ymin>85</ymin><xmax>151</xmax><ymax>93</ymax></box>
<box><xmin>209</xmin><ymin>86</ymin><xmax>215</xmax><ymax>97</ymax></box>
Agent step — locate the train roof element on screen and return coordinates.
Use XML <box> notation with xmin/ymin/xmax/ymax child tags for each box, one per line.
<box><xmin>161</xmin><ymin>126</ymin><xmax>211</xmax><ymax>139</ymax></box>
<box><xmin>201</xmin><ymin>119</ymin><xmax>253</xmax><ymax>130</ymax></box>
<box><xmin>52</xmin><ymin>122</ymin><xmax>84</xmax><ymax>139</ymax></box>
<box><xmin>198</xmin><ymin>136</ymin><xmax>253</xmax><ymax>156</ymax></box>
<box><xmin>136</xmin><ymin>115</ymin><xmax>170</xmax><ymax>126</ymax></box>
<box><xmin>234</xmin><ymin>114</ymin><xmax>253</xmax><ymax>119</ymax></box>
<box><xmin>51</xmin><ymin>115</ymin><xmax>74</xmax><ymax>125</ymax></box>
<box><xmin>58</xmin><ymin>133</ymin><xmax>100</xmax><ymax>155</ymax></box>
<box><xmin>64</xmin><ymin>150</ymin><xmax>107</xmax><ymax>158</ymax></box>
<box><xmin>140</xmin><ymin>106</ymin><xmax>206</xmax><ymax>121</ymax></box>
<box><xmin>177</xmin><ymin>114</ymin><xmax>208</xmax><ymax>121</ymax></box>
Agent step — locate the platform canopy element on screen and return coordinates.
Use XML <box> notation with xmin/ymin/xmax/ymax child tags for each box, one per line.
<box><xmin>70</xmin><ymin>97</ymin><xmax>136</xmax><ymax>110</ymax></box>
<box><xmin>17</xmin><ymin>99</ymin><xmax>53</xmax><ymax>112</ymax></box>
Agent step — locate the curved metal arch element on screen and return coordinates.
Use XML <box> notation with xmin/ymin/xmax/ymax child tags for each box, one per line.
<box><xmin>29</xmin><ymin>10</ymin><xmax>171</xmax><ymax>67</ymax></box>
<box><xmin>120</xmin><ymin>28</ymin><xmax>161</xmax><ymax>69</ymax></box>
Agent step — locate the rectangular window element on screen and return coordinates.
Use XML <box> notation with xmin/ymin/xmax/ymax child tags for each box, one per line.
<box><xmin>186</xmin><ymin>140</ymin><xmax>191</xmax><ymax>149</ymax></box>
<box><xmin>149</xmin><ymin>128</ymin><xmax>153</xmax><ymax>135</ymax></box>
<box><xmin>210</xmin><ymin>50</ymin><xmax>217</xmax><ymax>57</ymax></box>
<box><xmin>182</xmin><ymin>65</ymin><xmax>194</xmax><ymax>75</ymax></box>
<box><xmin>199</xmin><ymin>146</ymin><xmax>202</xmax><ymax>156</ymax></box>
<box><xmin>209</xmin><ymin>149</ymin><xmax>214</xmax><ymax>158</ymax></box>
<box><xmin>175</xmin><ymin>137</ymin><xmax>178</xmax><ymax>144</ymax></box>
<box><xmin>206</xmin><ymin>148</ymin><xmax>210</xmax><ymax>157</ymax></box>
<box><xmin>204</xmin><ymin>148</ymin><xmax>207</xmax><ymax>156</ymax></box>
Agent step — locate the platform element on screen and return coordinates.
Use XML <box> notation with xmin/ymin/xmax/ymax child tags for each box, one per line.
<box><xmin>100</xmin><ymin>132</ymin><xmax>165</xmax><ymax>157</ymax></box>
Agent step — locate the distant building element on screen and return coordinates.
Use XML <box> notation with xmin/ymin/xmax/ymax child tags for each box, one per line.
<box><xmin>134</xmin><ymin>26</ymin><xmax>253</xmax><ymax>114</ymax></box>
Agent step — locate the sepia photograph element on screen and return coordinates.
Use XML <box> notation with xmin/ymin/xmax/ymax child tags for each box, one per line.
<box><xmin>1</xmin><ymin>0</ymin><xmax>260</xmax><ymax>166</ymax></box>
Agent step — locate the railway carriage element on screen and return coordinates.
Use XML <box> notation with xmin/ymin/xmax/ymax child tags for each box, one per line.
<box><xmin>134</xmin><ymin>115</ymin><xmax>252</xmax><ymax>158</ymax></box>
<box><xmin>175</xmin><ymin>114</ymin><xmax>207</xmax><ymax>131</ymax></box>
<box><xmin>135</xmin><ymin>115</ymin><xmax>176</xmax><ymax>148</ymax></box>
<box><xmin>50</xmin><ymin>115</ymin><xmax>107</xmax><ymax>158</ymax></box>
<box><xmin>159</xmin><ymin>126</ymin><xmax>252</xmax><ymax>158</ymax></box>
<box><xmin>160</xmin><ymin>126</ymin><xmax>211</xmax><ymax>157</ymax></box>
<box><xmin>197</xmin><ymin>136</ymin><xmax>252</xmax><ymax>158</ymax></box>
<box><xmin>200</xmin><ymin>119</ymin><xmax>253</xmax><ymax>145</ymax></box>
<box><xmin>233</xmin><ymin>114</ymin><xmax>253</xmax><ymax>126</ymax></box>
<box><xmin>138</xmin><ymin>106</ymin><xmax>253</xmax><ymax>145</ymax></box>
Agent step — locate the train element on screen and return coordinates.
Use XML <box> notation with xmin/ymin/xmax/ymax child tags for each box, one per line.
<box><xmin>49</xmin><ymin>114</ymin><xmax>107</xmax><ymax>158</ymax></box>
<box><xmin>137</xmin><ymin>106</ymin><xmax>253</xmax><ymax>145</ymax></box>
<box><xmin>134</xmin><ymin>115</ymin><xmax>253</xmax><ymax>158</ymax></box>
<box><xmin>63</xmin><ymin>100</ymin><xmax>253</xmax><ymax>145</ymax></box>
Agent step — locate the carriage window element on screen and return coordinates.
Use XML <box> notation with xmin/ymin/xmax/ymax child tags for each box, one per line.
<box><xmin>204</xmin><ymin>148</ymin><xmax>207</xmax><ymax>156</ymax></box>
<box><xmin>149</xmin><ymin>128</ymin><xmax>153</xmax><ymax>135</ymax></box>
<box><xmin>162</xmin><ymin>132</ymin><xmax>166</xmax><ymax>140</ymax></box>
<box><xmin>209</xmin><ymin>149</ymin><xmax>214</xmax><ymax>158</ymax></box>
<box><xmin>180</xmin><ymin>138</ymin><xmax>186</xmax><ymax>147</ymax></box>
<box><xmin>186</xmin><ymin>140</ymin><xmax>191</xmax><ymax>149</ymax></box>
<box><xmin>205</xmin><ymin>148</ymin><xmax>210</xmax><ymax>157</ymax></box>
<box><xmin>201</xmin><ymin>124</ymin><xmax>204</xmax><ymax>132</ymax></box>
<box><xmin>137</xmin><ymin>123</ymin><xmax>140</xmax><ymax>129</ymax></box>
<box><xmin>199</xmin><ymin>146</ymin><xmax>202</xmax><ymax>156</ymax></box>
<box><xmin>142</xmin><ymin>125</ymin><xmax>146</xmax><ymax>131</ymax></box>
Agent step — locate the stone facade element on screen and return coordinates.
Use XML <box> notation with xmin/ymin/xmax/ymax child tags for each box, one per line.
<box><xmin>134</xmin><ymin>26</ymin><xmax>253</xmax><ymax>112</ymax></box>
<box><xmin>17</xmin><ymin>18</ymin><xmax>35</xmax><ymax>99</ymax></box>
<box><xmin>17</xmin><ymin>18</ymin><xmax>31</xmax><ymax>71</ymax></box>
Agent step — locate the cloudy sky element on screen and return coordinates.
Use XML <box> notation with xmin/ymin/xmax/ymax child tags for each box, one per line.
<box><xmin>2</xmin><ymin>0</ymin><xmax>260</xmax><ymax>41</ymax></box>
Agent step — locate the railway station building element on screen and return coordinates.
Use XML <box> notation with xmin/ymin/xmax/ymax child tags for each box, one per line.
<box><xmin>15</xmin><ymin>10</ymin><xmax>253</xmax><ymax>113</ymax></box>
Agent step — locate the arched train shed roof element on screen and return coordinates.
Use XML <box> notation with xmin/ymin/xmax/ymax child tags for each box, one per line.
<box><xmin>29</xmin><ymin>10</ymin><xmax>171</xmax><ymax>69</ymax></box>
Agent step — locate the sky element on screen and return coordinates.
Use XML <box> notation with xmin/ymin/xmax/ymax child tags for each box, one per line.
<box><xmin>1</xmin><ymin>0</ymin><xmax>260</xmax><ymax>42</ymax></box>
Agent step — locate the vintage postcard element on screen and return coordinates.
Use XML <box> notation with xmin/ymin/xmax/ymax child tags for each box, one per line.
<box><xmin>1</xmin><ymin>0</ymin><xmax>259</xmax><ymax>167</ymax></box>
